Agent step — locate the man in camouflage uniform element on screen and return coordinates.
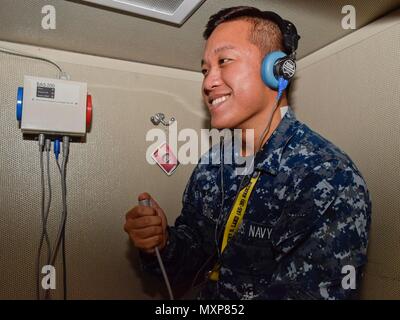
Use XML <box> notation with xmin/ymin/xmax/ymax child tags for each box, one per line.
<box><xmin>124</xmin><ymin>6</ymin><xmax>371</xmax><ymax>299</ymax></box>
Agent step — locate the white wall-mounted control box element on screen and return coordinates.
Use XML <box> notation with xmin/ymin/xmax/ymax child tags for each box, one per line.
<box><xmin>21</xmin><ymin>76</ymin><xmax>88</xmax><ymax>136</ymax></box>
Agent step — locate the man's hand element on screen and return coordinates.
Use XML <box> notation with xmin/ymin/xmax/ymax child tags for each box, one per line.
<box><xmin>124</xmin><ymin>192</ymin><xmax>168</xmax><ymax>255</ymax></box>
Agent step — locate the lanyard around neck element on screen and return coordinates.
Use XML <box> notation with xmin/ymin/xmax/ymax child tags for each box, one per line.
<box><xmin>209</xmin><ymin>171</ymin><xmax>261</xmax><ymax>281</ymax></box>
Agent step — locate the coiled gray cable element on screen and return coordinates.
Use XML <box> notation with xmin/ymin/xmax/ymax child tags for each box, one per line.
<box><xmin>36</xmin><ymin>135</ymin><xmax>53</xmax><ymax>300</ymax></box>
<box><xmin>49</xmin><ymin>136</ymin><xmax>69</xmax><ymax>300</ymax></box>
<box><xmin>139</xmin><ymin>199</ymin><xmax>174</xmax><ymax>300</ymax></box>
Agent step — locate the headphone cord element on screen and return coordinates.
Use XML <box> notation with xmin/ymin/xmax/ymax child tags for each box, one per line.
<box><xmin>188</xmin><ymin>80</ymin><xmax>288</xmax><ymax>296</ymax></box>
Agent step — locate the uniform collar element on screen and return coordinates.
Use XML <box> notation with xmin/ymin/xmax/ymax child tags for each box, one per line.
<box><xmin>254</xmin><ymin>106</ymin><xmax>300</xmax><ymax>176</ymax></box>
<box><xmin>206</xmin><ymin>107</ymin><xmax>300</xmax><ymax>176</ymax></box>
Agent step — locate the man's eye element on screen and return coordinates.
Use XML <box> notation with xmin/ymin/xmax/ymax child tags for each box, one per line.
<box><xmin>219</xmin><ymin>58</ymin><xmax>231</xmax><ymax>65</ymax></box>
<box><xmin>201</xmin><ymin>69</ymin><xmax>208</xmax><ymax>76</ymax></box>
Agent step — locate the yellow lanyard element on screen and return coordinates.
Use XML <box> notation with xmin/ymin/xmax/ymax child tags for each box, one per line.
<box><xmin>209</xmin><ymin>171</ymin><xmax>261</xmax><ymax>281</ymax></box>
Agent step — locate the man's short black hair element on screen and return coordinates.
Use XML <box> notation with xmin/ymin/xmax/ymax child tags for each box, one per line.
<box><xmin>203</xmin><ymin>6</ymin><xmax>284</xmax><ymax>56</ymax></box>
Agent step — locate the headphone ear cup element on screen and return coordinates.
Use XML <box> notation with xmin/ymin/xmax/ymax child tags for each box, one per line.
<box><xmin>261</xmin><ymin>51</ymin><xmax>287</xmax><ymax>90</ymax></box>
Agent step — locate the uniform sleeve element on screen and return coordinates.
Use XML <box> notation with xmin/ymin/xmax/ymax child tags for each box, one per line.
<box><xmin>261</xmin><ymin>161</ymin><xmax>372</xmax><ymax>300</ymax></box>
<box><xmin>139</xmin><ymin>164</ymin><xmax>211</xmax><ymax>289</ymax></box>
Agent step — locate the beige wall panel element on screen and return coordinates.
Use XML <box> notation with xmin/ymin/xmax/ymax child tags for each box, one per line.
<box><xmin>0</xmin><ymin>44</ymin><xmax>206</xmax><ymax>299</ymax></box>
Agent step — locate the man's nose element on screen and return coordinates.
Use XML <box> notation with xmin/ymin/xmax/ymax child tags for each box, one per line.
<box><xmin>203</xmin><ymin>68</ymin><xmax>222</xmax><ymax>94</ymax></box>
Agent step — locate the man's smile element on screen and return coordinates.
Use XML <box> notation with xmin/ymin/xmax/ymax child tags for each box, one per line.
<box><xmin>209</xmin><ymin>94</ymin><xmax>231</xmax><ymax>110</ymax></box>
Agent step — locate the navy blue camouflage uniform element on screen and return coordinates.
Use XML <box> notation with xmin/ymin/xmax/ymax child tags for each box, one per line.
<box><xmin>141</xmin><ymin>107</ymin><xmax>371</xmax><ymax>300</ymax></box>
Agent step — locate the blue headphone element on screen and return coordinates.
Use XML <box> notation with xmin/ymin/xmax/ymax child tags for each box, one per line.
<box><xmin>259</xmin><ymin>11</ymin><xmax>300</xmax><ymax>91</ymax></box>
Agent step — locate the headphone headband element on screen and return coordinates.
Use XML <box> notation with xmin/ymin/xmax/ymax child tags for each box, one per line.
<box><xmin>260</xmin><ymin>11</ymin><xmax>300</xmax><ymax>55</ymax></box>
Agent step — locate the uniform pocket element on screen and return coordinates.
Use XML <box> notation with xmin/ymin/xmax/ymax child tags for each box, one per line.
<box><xmin>221</xmin><ymin>221</ymin><xmax>276</xmax><ymax>277</ymax></box>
